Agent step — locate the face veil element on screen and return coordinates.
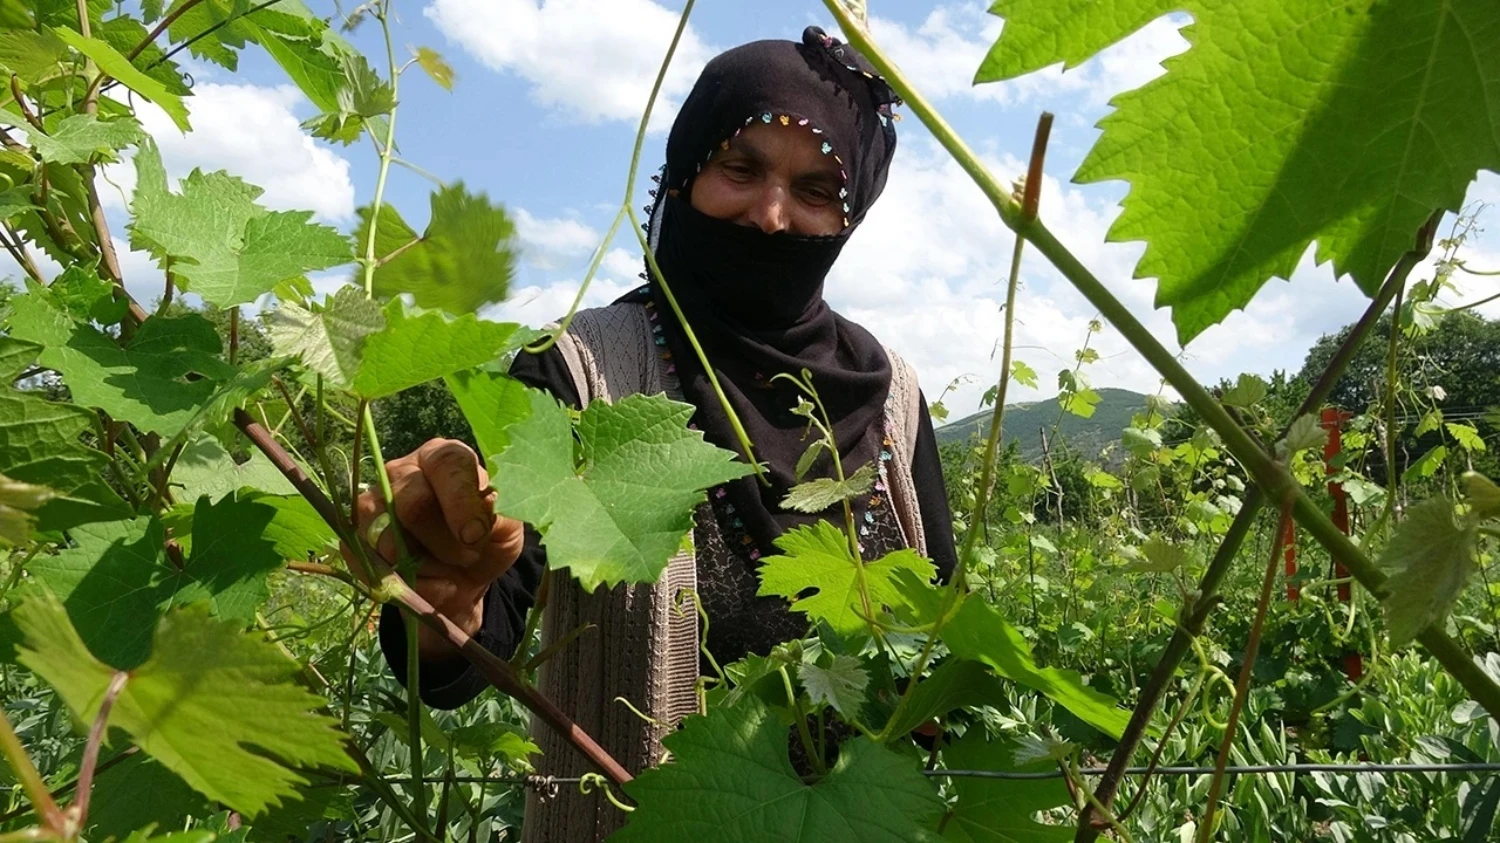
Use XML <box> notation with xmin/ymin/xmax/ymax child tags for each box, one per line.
<box><xmin>616</xmin><ymin>26</ymin><xmax>903</xmax><ymax>559</ymax></box>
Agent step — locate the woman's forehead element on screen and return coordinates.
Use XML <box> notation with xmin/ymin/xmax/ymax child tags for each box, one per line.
<box><xmin>722</xmin><ymin>122</ymin><xmax>843</xmax><ymax>175</ymax></box>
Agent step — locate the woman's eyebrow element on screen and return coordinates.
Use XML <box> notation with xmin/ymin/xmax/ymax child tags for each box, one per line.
<box><xmin>724</xmin><ymin>136</ymin><xmax>767</xmax><ymax>162</ymax></box>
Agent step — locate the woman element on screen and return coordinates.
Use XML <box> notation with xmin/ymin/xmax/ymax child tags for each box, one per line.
<box><xmin>360</xmin><ymin>26</ymin><xmax>958</xmax><ymax>840</ymax></box>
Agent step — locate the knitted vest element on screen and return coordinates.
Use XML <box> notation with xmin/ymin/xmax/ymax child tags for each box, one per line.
<box><xmin>522</xmin><ymin>303</ymin><xmax>925</xmax><ymax>842</ymax></box>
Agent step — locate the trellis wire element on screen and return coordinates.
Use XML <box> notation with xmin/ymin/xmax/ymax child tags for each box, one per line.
<box><xmin>380</xmin><ymin>762</ymin><xmax>1500</xmax><ymax>789</ymax></box>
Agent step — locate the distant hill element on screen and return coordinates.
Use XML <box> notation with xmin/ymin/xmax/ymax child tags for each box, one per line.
<box><xmin>935</xmin><ymin>387</ymin><xmax>1159</xmax><ymax>460</ymax></box>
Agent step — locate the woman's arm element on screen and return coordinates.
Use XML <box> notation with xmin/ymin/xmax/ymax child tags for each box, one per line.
<box><xmin>375</xmin><ymin>346</ymin><xmax>581</xmax><ymax>709</ymax></box>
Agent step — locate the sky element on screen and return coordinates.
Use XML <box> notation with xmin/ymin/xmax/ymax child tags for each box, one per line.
<box><xmin>12</xmin><ymin>0</ymin><xmax>1500</xmax><ymax>418</ymax></box>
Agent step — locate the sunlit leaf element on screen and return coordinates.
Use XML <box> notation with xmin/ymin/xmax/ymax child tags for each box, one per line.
<box><xmin>798</xmin><ymin>654</ymin><xmax>869</xmax><ymax>717</ymax></box>
<box><xmin>54</xmin><ymin>28</ymin><xmax>189</xmax><ymax>131</ymax></box>
<box><xmin>1379</xmin><ymin>495</ymin><xmax>1477</xmax><ymax>646</ymax></box>
<box><xmin>414</xmin><ymin>45</ymin><xmax>455</xmax><ymax>90</ymax></box>
<box><xmin>758</xmin><ymin>521</ymin><xmax>935</xmax><ymax>638</ymax></box>
<box><xmin>782</xmin><ymin>463</ymin><xmax>876</xmax><ymax>514</ymax></box>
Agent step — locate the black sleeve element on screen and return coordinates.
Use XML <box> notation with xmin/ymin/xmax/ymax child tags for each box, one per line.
<box><xmin>378</xmin><ymin>347</ymin><xmax>580</xmax><ymax>709</ymax></box>
<box><xmin>912</xmin><ymin>392</ymin><xmax>958</xmax><ymax>582</ymax></box>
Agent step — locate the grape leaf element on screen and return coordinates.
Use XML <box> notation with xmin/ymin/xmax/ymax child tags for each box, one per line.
<box><xmin>757</xmin><ymin>521</ymin><xmax>936</xmax><ymax>638</ymax></box>
<box><xmin>87</xmin><ymin>754</ymin><xmax>211</xmax><ymax>843</ymax></box>
<box><xmin>1466</xmin><ymin>472</ymin><xmax>1500</xmax><ymax>519</ymax></box>
<box><xmin>0</xmin><ymin>113</ymin><xmax>142</xmax><ymax>164</ymax></box>
<box><xmin>782</xmin><ymin>463</ymin><xmax>876</xmax><ymax>514</ymax></box>
<box><xmin>941</xmin><ymin>598</ymin><xmax>1129</xmax><ymax>738</ymax></box>
<box><xmin>268</xmin><ymin>286</ymin><xmax>384</xmax><ymax>390</ymax></box>
<box><xmin>414</xmin><ymin>46</ymin><xmax>455</xmax><ymax>90</ymax></box>
<box><xmin>351</xmin><ymin>300</ymin><xmax>534</xmax><ymax>399</ymax></box>
<box><xmin>303</xmin><ymin>51</ymin><xmax>395</xmax><ymax>144</ymax></box>
<box><xmin>611</xmin><ymin>699</ymin><xmax>944</xmax><ymax>842</ymax></box>
<box><xmin>1221</xmin><ymin>373</ymin><xmax>1268</xmax><ymax>409</ymax></box>
<box><xmin>1379</xmin><ymin>495</ymin><xmax>1478</xmax><ymax>647</ymax></box>
<box><xmin>15</xmin><ymin>591</ymin><xmax>356</xmax><ymax>817</ymax></box>
<box><xmin>1010</xmin><ymin>360</ymin><xmax>1039</xmax><ymax>389</ymax></box>
<box><xmin>941</xmin><ymin>732</ymin><xmax>1071</xmax><ymax>843</ymax></box>
<box><xmin>170</xmin><ymin>436</ymin><xmax>297</xmax><ymax>502</ymax></box>
<box><xmin>798</xmin><ymin>654</ymin><xmax>869</xmax><ymax>717</ymax></box>
<box><xmin>0</xmin><ymin>28</ymin><xmax>67</xmax><ymax>84</ymax></box>
<box><xmin>883</xmin><ymin>658</ymin><xmax>1006</xmax><ymax>738</ymax></box>
<box><xmin>357</xmin><ymin>184</ymin><xmax>517</xmax><ymax>315</ymax></box>
<box><xmin>8</xmin><ymin>284</ymin><xmax>234</xmax><ymax>436</ymax></box>
<box><xmin>1447</xmin><ymin>422</ymin><xmax>1487</xmax><ymax>453</ymax></box>
<box><xmin>0</xmin><ymin>472</ymin><xmax>53</xmax><ymax>545</ymax></box>
<box><xmin>0</xmin><ymin>340</ymin><xmax>130</xmax><ymax>532</ymax></box>
<box><xmin>129</xmin><ymin>139</ymin><xmax>352</xmax><ymax>308</ymax></box>
<box><xmin>0</xmin><ymin>186</ymin><xmax>37</xmax><ymax>222</ymax></box>
<box><xmin>45</xmin><ymin>264</ymin><xmax>129</xmax><ymax>324</ymax></box>
<box><xmin>978</xmin><ymin>0</ymin><xmax>1500</xmax><ymax>342</ymax></box>
<box><xmin>26</xmin><ymin>495</ymin><xmax>283</xmax><ymax>668</ymax></box>
<box><xmin>491</xmin><ymin>389</ymin><xmax>752</xmax><ymax>591</ymax></box>
<box><xmin>53</xmin><ymin>27</ymin><xmax>189</xmax><ymax>131</ymax></box>
<box><xmin>445</xmin><ymin>368</ymin><xmax>532</xmax><ymax>459</ymax></box>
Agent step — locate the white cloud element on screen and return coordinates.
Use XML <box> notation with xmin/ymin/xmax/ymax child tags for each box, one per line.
<box><xmin>514</xmin><ymin>208</ymin><xmax>600</xmax><ymax>269</ymax></box>
<box><xmin>867</xmin><ymin>4</ymin><xmax>1189</xmax><ymax>110</ymax></box>
<box><xmin>104</xmin><ymin>83</ymin><xmax>355</xmax><ymax>223</ymax></box>
<box><xmin>424</xmin><ymin>0</ymin><xmax>714</xmax><ymax>127</ymax></box>
<box><xmin>486</xmin><ymin>275</ymin><xmax>636</xmax><ymax>327</ymax></box>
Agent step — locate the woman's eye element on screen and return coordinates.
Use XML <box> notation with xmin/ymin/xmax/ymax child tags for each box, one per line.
<box><xmin>720</xmin><ymin>161</ymin><xmax>754</xmax><ymax>178</ymax></box>
<box><xmin>799</xmin><ymin>186</ymin><xmax>834</xmax><ymax>205</ymax></box>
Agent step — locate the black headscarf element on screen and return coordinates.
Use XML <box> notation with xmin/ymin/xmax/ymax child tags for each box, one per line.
<box><xmin>618</xmin><ymin>26</ymin><xmax>901</xmax><ymax>557</ymax></box>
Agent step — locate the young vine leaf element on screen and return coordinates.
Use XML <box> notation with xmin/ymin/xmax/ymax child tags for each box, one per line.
<box><xmin>489</xmin><ymin>389</ymin><xmax>753</xmax><ymax>591</ymax></box>
<box><xmin>129</xmin><ymin>140</ymin><xmax>353</xmax><ymax>308</ymax></box>
<box><xmin>355</xmin><ymin>184</ymin><xmax>518</xmax><ymax>315</ymax></box>
<box><xmin>941</xmin><ymin>598</ymin><xmax>1130</xmax><ymax>738</ymax></box>
<box><xmin>1378</xmin><ymin>495</ymin><xmax>1478</xmax><ymax>647</ymax></box>
<box><xmin>883</xmin><ymin>658</ymin><xmax>1006</xmax><ymax>739</ymax></box>
<box><xmin>783</xmin><ymin>462</ymin><xmax>877</xmax><ymax>513</ymax></box>
<box><xmin>1466</xmin><ymin>472</ymin><xmax>1500</xmax><ymax>519</ymax></box>
<box><xmin>0</xmin><ymin>113</ymin><xmax>143</xmax><ymax>165</ymax></box>
<box><xmin>445</xmin><ymin>367</ymin><xmax>533</xmax><ymax>459</ymax></box>
<box><xmin>0</xmin><ymin>472</ymin><xmax>53</xmax><ymax>546</ymax></box>
<box><xmin>611</xmin><ymin>699</ymin><xmax>944</xmax><ymax>843</ymax></box>
<box><xmin>15</xmin><ymin>591</ymin><xmax>357</xmax><ymax>817</ymax></box>
<box><xmin>414</xmin><ymin>46</ymin><xmax>456</xmax><ymax>91</ymax></box>
<box><xmin>21</xmin><ymin>494</ymin><xmax>283</xmax><ymax>668</ymax></box>
<box><xmin>269</xmin><ymin>286</ymin><xmax>385</xmax><ymax>390</ymax></box>
<box><xmin>54</xmin><ymin>27</ymin><xmax>190</xmax><ymax>130</ymax></box>
<box><xmin>757</xmin><ymin>521</ymin><xmax>936</xmax><ymax>638</ymax></box>
<box><xmin>351</xmin><ymin>301</ymin><xmax>535</xmax><ymax>399</ymax></box>
<box><xmin>940</xmin><ymin>732</ymin><xmax>1072</xmax><ymax>843</ymax></box>
<box><xmin>978</xmin><ymin>0</ymin><xmax>1500</xmax><ymax>341</ymax></box>
<box><xmin>798</xmin><ymin>654</ymin><xmax>869</xmax><ymax>718</ymax></box>
<box><xmin>0</xmin><ymin>338</ymin><xmax>130</xmax><ymax>532</ymax></box>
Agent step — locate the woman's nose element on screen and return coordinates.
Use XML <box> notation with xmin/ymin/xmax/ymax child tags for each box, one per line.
<box><xmin>745</xmin><ymin>185</ymin><xmax>791</xmax><ymax>234</ymax></box>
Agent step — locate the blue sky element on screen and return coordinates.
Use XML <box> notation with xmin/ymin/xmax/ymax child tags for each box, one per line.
<box><xmin>25</xmin><ymin>0</ymin><xmax>1500</xmax><ymax>417</ymax></box>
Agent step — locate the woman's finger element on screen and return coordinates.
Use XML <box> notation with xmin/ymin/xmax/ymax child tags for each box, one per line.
<box><xmin>416</xmin><ymin>439</ymin><xmax>495</xmax><ymax>548</ymax></box>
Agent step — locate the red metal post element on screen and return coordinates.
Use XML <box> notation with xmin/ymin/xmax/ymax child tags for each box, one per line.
<box><xmin>1321</xmin><ymin>407</ymin><xmax>1363</xmax><ymax>681</ymax></box>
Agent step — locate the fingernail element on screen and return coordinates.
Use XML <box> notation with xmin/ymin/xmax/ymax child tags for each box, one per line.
<box><xmin>461</xmin><ymin>518</ymin><xmax>487</xmax><ymax>545</ymax></box>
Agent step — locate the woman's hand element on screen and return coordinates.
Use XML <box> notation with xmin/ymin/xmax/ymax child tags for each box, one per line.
<box><xmin>342</xmin><ymin>438</ymin><xmax>526</xmax><ymax>662</ymax></box>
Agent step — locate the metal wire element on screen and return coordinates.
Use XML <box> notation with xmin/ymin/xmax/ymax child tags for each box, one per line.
<box><xmin>376</xmin><ymin>762</ymin><xmax>1500</xmax><ymax>789</ymax></box>
<box><xmin>926</xmin><ymin>762</ymin><xmax>1500</xmax><ymax>780</ymax></box>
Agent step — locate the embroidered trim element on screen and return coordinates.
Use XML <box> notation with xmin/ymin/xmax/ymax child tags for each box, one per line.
<box><xmin>690</xmin><ymin>112</ymin><xmax>854</xmax><ymax>229</ymax></box>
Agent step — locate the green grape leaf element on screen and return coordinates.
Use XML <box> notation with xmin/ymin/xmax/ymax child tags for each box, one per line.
<box><xmin>757</xmin><ymin>521</ymin><xmax>936</xmax><ymax>638</ymax></box>
<box><xmin>449</xmin><ymin>722</ymin><xmax>540</xmax><ymax>769</ymax></box>
<box><xmin>0</xmin><ymin>471</ymin><xmax>53</xmax><ymax>545</ymax></box>
<box><xmin>170</xmin><ymin>436</ymin><xmax>297</xmax><ymax>502</ymax></box>
<box><xmin>1121</xmin><ymin>426</ymin><xmax>1161</xmax><ymax>459</ymax></box>
<box><xmin>1279</xmin><ymin>414</ymin><xmax>1328</xmax><ymax>458</ymax></box>
<box><xmin>1221</xmin><ymin>374</ymin><xmax>1268</xmax><ymax>409</ymax></box>
<box><xmin>46</xmin><ymin>264</ymin><xmax>129</xmax><ymax>324</ymax></box>
<box><xmin>978</xmin><ymin>0</ymin><xmax>1500</xmax><ymax>342</ymax></box>
<box><xmin>15</xmin><ymin>591</ymin><xmax>356</xmax><ymax>817</ymax></box>
<box><xmin>1010</xmin><ymin>360</ymin><xmax>1039</xmax><ymax>389</ymax></box>
<box><xmin>883</xmin><ymin>658</ymin><xmax>1006</xmax><ymax>738</ymax></box>
<box><xmin>794</xmin><ymin>438</ymin><xmax>829</xmax><ymax>481</ymax></box>
<box><xmin>9</xmin><ymin>287</ymin><xmax>234</xmax><ymax>437</ymax></box>
<box><xmin>27</xmin><ymin>495</ymin><xmax>284</xmax><ymax>668</ymax></box>
<box><xmin>0</xmin><ymin>344</ymin><xmax>129</xmax><ymax>532</ymax></box>
<box><xmin>0</xmin><ymin>186</ymin><xmax>38</xmax><ymax>222</ymax></box>
<box><xmin>87</xmin><ymin>754</ymin><xmax>210</xmax><ymax>843</ymax></box>
<box><xmin>1465</xmin><ymin>472</ymin><xmax>1500</xmax><ymax>519</ymax></box>
<box><xmin>445</xmin><ymin>368</ymin><xmax>533</xmax><ymax>459</ymax></box>
<box><xmin>942</xmin><ymin>598</ymin><xmax>1129</xmax><ymax>738</ymax></box>
<box><xmin>240</xmin><ymin>492</ymin><xmax>336</xmax><ymax>562</ymax></box>
<box><xmin>1379</xmin><ymin>495</ymin><xmax>1478</xmax><ymax>647</ymax></box>
<box><xmin>1404</xmin><ymin>445</ymin><xmax>1447</xmax><ymax>483</ymax></box>
<box><xmin>129</xmin><ymin>139</ymin><xmax>352</xmax><ymax>308</ymax></box>
<box><xmin>268</xmin><ymin>286</ymin><xmax>384</xmax><ymax>389</ymax></box>
<box><xmin>798</xmin><ymin>654</ymin><xmax>869</xmax><ymax>717</ymax></box>
<box><xmin>352</xmin><ymin>300</ymin><xmax>533</xmax><ymax>399</ymax></box>
<box><xmin>782</xmin><ymin>462</ymin><xmax>876</xmax><ymax>514</ymax></box>
<box><xmin>414</xmin><ymin>46</ymin><xmax>455</xmax><ymax>90</ymax></box>
<box><xmin>303</xmin><ymin>51</ymin><xmax>395</xmax><ymax>144</ymax></box>
<box><xmin>53</xmin><ymin>27</ymin><xmax>189</xmax><ymax>131</ymax></box>
<box><xmin>1127</xmin><ymin>535</ymin><xmax>1188</xmax><ymax>574</ymax></box>
<box><xmin>0</xmin><ymin>113</ymin><xmax>142</xmax><ymax>164</ymax></box>
<box><xmin>1058</xmin><ymin>386</ymin><xmax>1100</xmax><ymax>419</ymax></box>
<box><xmin>1415</xmin><ymin>409</ymin><xmax>1444</xmax><ymax>437</ymax></box>
<box><xmin>1447</xmin><ymin>422</ymin><xmax>1487</xmax><ymax>453</ymax></box>
<box><xmin>612</xmin><ymin>699</ymin><xmax>944</xmax><ymax>843</ymax></box>
<box><xmin>0</xmin><ymin>28</ymin><xmax>67</xmax><ymax>84</ymax></box>
<box><xmin>492</xmin><ymin>389</ymin><xmax>752</xmax><ymax>591</ymax></box>
<box><xmin>941</xmin><ymin>732</ymin><xmax>1071</xmax><ymax>843</ymax></box>
<box><xmin>357</xmin><ymin>184</ymin><xmax>517</xmax><ymax>315</ymax></box>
